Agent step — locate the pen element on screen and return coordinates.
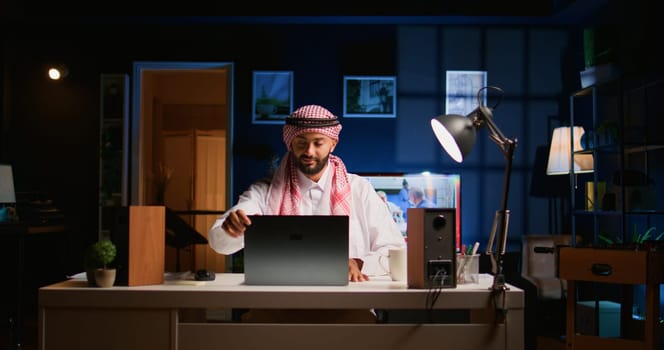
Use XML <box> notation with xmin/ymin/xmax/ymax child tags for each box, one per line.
<box><xmin>470</xmin><ymin>242</ymin><xmax>479</xmax><ymax>255</ymax></box>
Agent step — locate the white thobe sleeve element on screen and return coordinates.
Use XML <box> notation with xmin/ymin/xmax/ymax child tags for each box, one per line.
<box><xmin>347</xmin><ymin>175</ymin><xmax>407</xmax><ymax>276</ymax></box>
<box><xmin>208</xmin><ymin>181</ymin><xmax>269</xmax><ymax>255</ymax></box>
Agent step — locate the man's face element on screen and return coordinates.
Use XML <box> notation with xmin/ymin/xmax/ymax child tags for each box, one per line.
<box><xmin>290</xmin><ymin>132</ymin><xmax>337</xmax><ymax>178</ymax></box>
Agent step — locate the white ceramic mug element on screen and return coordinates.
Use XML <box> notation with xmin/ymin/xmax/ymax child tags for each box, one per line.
<box><xmin>380</xmin><ymin>247</ymin><xmax>407</xmax><ymax>281</ymax></box>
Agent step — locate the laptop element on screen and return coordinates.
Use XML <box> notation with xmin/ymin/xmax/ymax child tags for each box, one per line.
<box><xmin>243</xmin><ymin>215</ymin><xmax>349</xmax><ymax>286</ymax></box>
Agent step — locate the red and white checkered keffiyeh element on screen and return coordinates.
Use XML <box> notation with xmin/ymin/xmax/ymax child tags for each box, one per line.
<box><xmin>266</xmin><ymin>105</ymin><xmax>351</xmax><ymax>215</ymax></box>
<box><xmin>282</xmin><ymin>104</ymin><xmax>342</xmax><ymax>150</ymax></box>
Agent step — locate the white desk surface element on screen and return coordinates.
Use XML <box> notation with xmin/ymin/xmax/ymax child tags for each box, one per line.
<box><xmin>40</xmin><ymin>273</ymin><xmax>523</xmax><ymax>310</ymax></box>
<box><xmin>40</xmin><ymin>273</ymin><xmax>525</xmax><ymax>350</ymax></box>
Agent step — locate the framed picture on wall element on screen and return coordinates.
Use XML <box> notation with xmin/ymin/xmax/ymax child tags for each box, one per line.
<box><xmin>445</xmin><ymin>70</ymin><xmax>487</xmax><ymax>116</ymax></box>
<box><xmin>343</xmin><ymin>76</ymin><xmax>396</xmax><ymax>118</ymax></box>
<box><xmin>252</xmin><ymin>71</ymin><xmax>294</xmax><ymax>124</ymax></box>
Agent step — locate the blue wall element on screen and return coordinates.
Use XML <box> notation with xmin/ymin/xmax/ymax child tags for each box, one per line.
<box><xmin>231</xmin><ymin>24</ymin><xmax>578</xmax><ymax>251</ymax></box>
<box><xmin>0</xmin><ymin>18</ymin><xmax>587</xmax><ymax>265</ymax></box>
<box><xmin>5</xmin><ymin>12</ymin><xmax>662</xmax><ymax>312</ymax></box>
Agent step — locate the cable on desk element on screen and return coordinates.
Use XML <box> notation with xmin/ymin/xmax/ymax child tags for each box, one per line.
<box><xmin>491</xmin><ymin>288</ymin><xmax>508</xmax><ymax>322</ymax></box>
<box><xmin>424</xmin><ymin>269</ymin><xmax>447</xmax><ymax>322</ymax></box>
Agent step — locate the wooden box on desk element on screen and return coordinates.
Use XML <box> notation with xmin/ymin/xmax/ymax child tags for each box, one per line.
<box><xmin>110</xmin><ymin>205</ymin><xmax>165</xmax><ymax>286</ymax></box>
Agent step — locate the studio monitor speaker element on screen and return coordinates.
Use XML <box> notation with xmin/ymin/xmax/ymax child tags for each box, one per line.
<box><xmin>407</xmin><ymin>208</ymin><xmax>456</xmax><ymax>289</ymax></box>
<box><xmin>110</xmin><ymin>205</ymin><xmax>165</xmax><ymax>286</ymax></box>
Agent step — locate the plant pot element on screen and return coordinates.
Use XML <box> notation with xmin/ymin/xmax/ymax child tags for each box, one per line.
<box><xmin>94</xmin><ymin>268</ymin><xmax>116</xmax><ymax>288</ymax></box>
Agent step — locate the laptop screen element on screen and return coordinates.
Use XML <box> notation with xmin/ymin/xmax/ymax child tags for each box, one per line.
<box><xmin>243</xmin><ymin>215</ymin><xmax>349</xmax><ymax>286</ymax></box>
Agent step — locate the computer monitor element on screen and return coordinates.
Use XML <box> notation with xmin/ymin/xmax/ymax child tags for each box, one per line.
<box><xmin>360</xmin><ymin>172</ymin><xmax>461</xmax><ymax>251</ymax></box>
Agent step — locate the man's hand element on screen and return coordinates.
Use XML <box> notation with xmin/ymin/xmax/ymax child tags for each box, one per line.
<box><xmin>221</xmin><ymin>209</ymin><xmax>252</xmax><ymax>237</ymax></box>
<box><xmin>348</xmin><ymin>258</ymin><xmax>368</xmax><ymax>282</ymax></box>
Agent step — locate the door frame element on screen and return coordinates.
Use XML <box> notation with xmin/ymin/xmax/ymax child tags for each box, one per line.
<box><xmin>130</xmin><ymin>61</ymin><xmax>234</xmax><ymax>207</ymax></box>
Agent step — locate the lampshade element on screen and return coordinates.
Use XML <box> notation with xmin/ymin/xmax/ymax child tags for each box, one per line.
<box><xmin>430</xmin><ymin>108</ymin><xmax>480</xmax><ymax>163</ymax></box>
<box><xmin>0</xmin><ymin>164</ymin><xmax>16</xmax><ymax>203</ymax></box>
<box><xmin>546</xmin><ymin>126</ymin><xmax>594</xmax><ymax>175</ymax></box>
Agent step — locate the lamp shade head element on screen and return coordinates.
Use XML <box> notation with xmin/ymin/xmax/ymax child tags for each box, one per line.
<box><xmin>546</xmin><ymin>126</ymin><xmax>594</xmax><ymax>175</ymax></box>
<box><xmin>430</xmin><ymin>114</ymin><xmax>477</xmax><ymax>163</ymax></box>
<box><xmin>0</xmin><ymin>164</ymin><xmax>16</xmax><ymax>204</ymax></box>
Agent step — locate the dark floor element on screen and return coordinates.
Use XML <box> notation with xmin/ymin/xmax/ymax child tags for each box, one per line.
<box><xmin>536</xmin><ymin>336</ymin><xmax>566</xmax><ymax>350</ymax></box>
<box><xmin>2</xmin><ymin>318</ymin><xmax>37</xmax><ymax>350</ymax></box>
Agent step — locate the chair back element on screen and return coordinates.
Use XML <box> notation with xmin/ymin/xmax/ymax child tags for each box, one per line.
<box><xmin>521</xmin><ymin>234</ymin><xmax>576</xmax><ymax>299</ymax></box>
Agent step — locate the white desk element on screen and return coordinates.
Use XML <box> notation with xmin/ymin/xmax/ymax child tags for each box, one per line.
<box><xmin>38</xmin><ymin>273</ymin><xmax>523</xmax><ymax>350</ymax></box>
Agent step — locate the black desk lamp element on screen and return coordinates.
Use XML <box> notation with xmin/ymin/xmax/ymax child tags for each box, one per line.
<box><xmin>430</xmin><ymin>86</ymin><xmax>516</xmax><ymax>292</ymax></box>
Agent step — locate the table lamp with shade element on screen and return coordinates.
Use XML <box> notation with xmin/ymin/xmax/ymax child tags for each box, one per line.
<box><xmin>546</xmin><ymin>126</ymin><xmax>594</xmax><ymax>177</ymax></box>
<box><xmin>546</xmin><ymin>126</ymin><xmax>595</xmax><ymax>229</ymax></box>
<box><xmin>430</xmin><ymin>86</ymin><xmax>515</xmax><ymax>292</ymax></box>
<box><xmin>0</xmin><ymin>164</ymin><xmax>16</xmax><ymax>222</ymax></box>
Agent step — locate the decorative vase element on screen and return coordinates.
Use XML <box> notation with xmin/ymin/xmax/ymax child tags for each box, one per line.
<box><xmin>95</xmin><ymin>268</ymin><xmax>117</xmax><ymax>288</ymax></box>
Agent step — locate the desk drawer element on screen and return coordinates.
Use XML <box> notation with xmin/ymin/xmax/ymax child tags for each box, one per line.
<box><xmin>558</xmin><ymin>247</ymin><xmax>649</xmax><ymax>284</ymax></box>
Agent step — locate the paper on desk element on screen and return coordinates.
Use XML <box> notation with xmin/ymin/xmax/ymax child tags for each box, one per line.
<box><xmin>164</xmin><ymin>271</ymin><xmax>194</xmax><ymax>280</ymax></box>
<box><xmin>67</xmin><ymin>272</ymin><xmax>87</xmax><ymax>280</ymax></box>
<box><xmin>168</xmin><ymin>280</ymin><xmax>206</xmax><ymax>286</ymax></box>
<box><xmin>164</xmin><ymin>271</ymin><xmax>207</xmax><ymax>286</ymax></box>
<box><xmin>67</xmin><ymin>271</ymin><xmax>206</xmax><ymax>285</ymax></box>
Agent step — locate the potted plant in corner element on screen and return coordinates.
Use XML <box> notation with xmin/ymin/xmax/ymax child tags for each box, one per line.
<box><xmin>599</xmin><ymin>225</ymin><xmax>664</xmax><ymax>251</ymax></box>
<box><xmin>84</xmin><ymin>238</ymin><xmax>117</xmax><ymax>287</ymax></box>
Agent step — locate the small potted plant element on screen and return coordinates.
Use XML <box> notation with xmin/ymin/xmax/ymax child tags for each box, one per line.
<box><xmin>84</xmin><ymin>238</ymin><xmax>117</xmax><ymax>287</ymax></box>
<box><xmin>599</xmin><ymin>225</ymin><xmax>664</xmax><ymax>251</ymax></box>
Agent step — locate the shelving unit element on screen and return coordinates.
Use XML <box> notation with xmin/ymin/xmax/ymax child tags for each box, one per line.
<box><xmin>559</xmin><ymin>76</ymin><xmax>664</xmax><ymax>349</ymax></box>
<box><xmin>569</xmin><ymin>78</ymin><xmax>664</xmax><ymax>246</ymax></box>
<box><xmin>98</xmin><ymin>74</ymin><xmax>129</xmax><ymax>239</ymax></box>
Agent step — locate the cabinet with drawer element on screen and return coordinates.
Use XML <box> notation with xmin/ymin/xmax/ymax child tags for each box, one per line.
<box><xmin>558</xmin><ymin>247</ymin><xmax>664</xmax><ymax>349</ymax></box>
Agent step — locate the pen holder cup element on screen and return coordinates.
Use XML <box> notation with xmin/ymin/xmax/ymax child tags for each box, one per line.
<box><xmin>456</xmin><ymin>254</ymin><xmax>480</xmax><ymax>284</ymax></box>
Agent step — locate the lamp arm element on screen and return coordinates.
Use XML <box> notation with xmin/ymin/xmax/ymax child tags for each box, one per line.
<box><xmin>481</xmin><ymin>111</ymin><xmax>516</xmax><ymax>158</ymax></box>
<box><xmin>483</xmin><ymin>140</ymin><xmax>515</xmax><ymax>294</ymax></box>
<box><xmin>485</xmin><ymin>141</ymin><xmax>515</xmax><ymax>256</ymax></box>
<box><xmin>499</xmin><ymin>141</ymin><xmax>515</xmax><ymax>238</ymax></box>
<box><xmin>481</xmin><ymin>112</ymin><xmax>518</xmax><ymax>293</ymax></box>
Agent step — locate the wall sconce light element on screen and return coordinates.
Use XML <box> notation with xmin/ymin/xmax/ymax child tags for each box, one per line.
<box><xmin>47</xmin><ymin>65</ymin><xmax>69</xmax><ymax>81</ymax></box>
<box><xmin>430</xmin><ymin>86</ymin><xmax>515</xmax><ymax>293</ymax></box>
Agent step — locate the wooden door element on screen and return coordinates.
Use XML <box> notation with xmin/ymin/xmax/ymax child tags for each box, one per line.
<box><xmin>163</xmin><ymin>131</ymin><xmax>195</xmax><ymax>272</ymax></box>
<box><xmin>162</xmin><ymin>129</ymin><xmax>227</xmax><ymax>273</ymax></box>
<box><xmin>193</xmin><ymin>129</ymin><xmax>226</xmax><ymax>272</ymax></box>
